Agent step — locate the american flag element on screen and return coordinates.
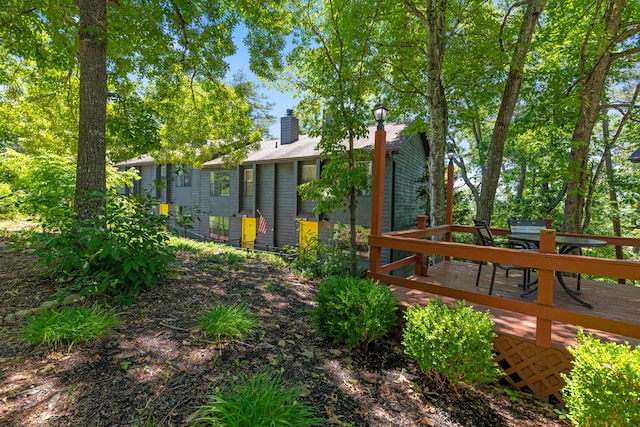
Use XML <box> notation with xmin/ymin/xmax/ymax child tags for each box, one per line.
<box><xmin>258</xmin><ymin>210</ymin><xmax>268</xmax><ymax>234</ymax></box>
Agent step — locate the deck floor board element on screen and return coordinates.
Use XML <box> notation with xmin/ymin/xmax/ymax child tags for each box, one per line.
<box><xmin>390</xmin><ymin>260</ymin><xmax>639</xmax><ymax>349</ymax></box>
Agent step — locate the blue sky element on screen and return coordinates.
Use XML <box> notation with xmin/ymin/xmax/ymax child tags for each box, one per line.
<box><xmin>226</xmin><ymin>29</ymin><xmax>296</xmax><ymax>139</ymax></box>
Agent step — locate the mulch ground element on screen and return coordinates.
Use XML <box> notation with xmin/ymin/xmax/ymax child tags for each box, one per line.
<box><xmin>0</xmin><ymin>229</ymin><xmax>568</xmax><ymax>426</ymax></box>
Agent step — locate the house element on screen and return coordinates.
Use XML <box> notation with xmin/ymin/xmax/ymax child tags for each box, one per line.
<box><xmin>115</xmin><ymin>110</ymin><xmax>428</xmax><ymax>264</ymax></box>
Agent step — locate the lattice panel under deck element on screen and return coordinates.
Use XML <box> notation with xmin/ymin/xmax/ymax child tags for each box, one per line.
<box><xmin>493</xmin><ymin>334</ymin><xmax>573</xmax><ymax>405</ymax></box>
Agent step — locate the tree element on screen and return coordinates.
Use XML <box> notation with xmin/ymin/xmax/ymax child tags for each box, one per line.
<box><xmin>1</xmin><ymin>1</ymin><xmax>290</xmax><ymax>220</ymax></box>
<box><xmin>231</xmin><ymin>71</ymin><xmax>277</xmax><ymax>139</ymax></box>
<box><xmin>476</xmin><ymin>0</ymin><xmax>547</xmax><ymax>225</ymax></box>
<box><xmin>562</xmin><ymin>0</ymin><xmax>639</xmax><ymax>233</ymax></box>
<box><xmin>74</xmin><ymin>0</ymin><xmax>107</xmax><ymax>220</ymax></box>
<box><xmin>287</xmin><ymin>0</ymin><xmax>379</xmax><ymax>275</ymax></box>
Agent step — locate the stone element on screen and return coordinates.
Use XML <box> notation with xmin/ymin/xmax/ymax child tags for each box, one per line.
<box><xmin>3</xmin><ymin>313</ymin><xmax>16</xmax><ymax>324</ymax></box>
<box><xmin>15</xmin><ymin>309</ymin><xmax>33</xmax><ymax>320</ymax></box>
<box><xmin>40</xmin><ymin>300</ymin><xmax>59</xmax><ymax>311</ymax></box>
<box><xmin>63</xmin><ymin>294</ymin><xmax>82</xmax><ymax>305</ymax></box>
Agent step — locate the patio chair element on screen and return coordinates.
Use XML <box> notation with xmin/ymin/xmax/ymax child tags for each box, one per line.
<box><xmin>474</xmin><ymin>220</ymin><xmax>531</xmax><ymax>295</ymax></box>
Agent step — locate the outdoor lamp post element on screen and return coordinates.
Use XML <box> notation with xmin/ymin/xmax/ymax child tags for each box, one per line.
<box><xmin>370</xmin><ymin>103</ymin><xmax>388</xmax><ymax>273</ymax></box>
<box><xmin>373</xmin><ymin>103</ymin><xmax>388</xmax><ymax>130</ymax></box>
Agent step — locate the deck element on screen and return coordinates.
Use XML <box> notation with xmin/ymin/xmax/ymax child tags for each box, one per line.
<box><xmin>391</xmin><ymin>259</ymin><xmax>640</xmax><ymax>349</ymax></box>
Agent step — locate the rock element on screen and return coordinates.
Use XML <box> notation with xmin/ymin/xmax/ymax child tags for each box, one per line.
<box><xmin>4</xmin><ymin>313</ymin><xmax>16</xmax><ymax>324</ymax></box>
<box><xmin>40</xmin><ymin>300</ymin><xmax>59</xmax><ymax>311</ymax></box>
<box><xmin>15</xmin><ymin>309</ymin><xmax>33</xmax><ymax>320</ymax></box>
<box><xmin>63</xmin><ymin>294</ymin><xmax>82</xmax><ymax>305</ymax></box>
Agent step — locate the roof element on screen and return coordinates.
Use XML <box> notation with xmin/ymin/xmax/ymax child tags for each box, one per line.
<box><xmin>114</xmin><ymin>122</ymin><xmax>413</xmax><ymax>168</ymax></box>
<box><xmin>204</xmin><ymin>122</ymin><xmax>412</xmax><ymax>166</ymax></box>
<box><xmin>113</xmin><ymin>154</ymin><xmax>155</xmax><ymax>167</ymax></box>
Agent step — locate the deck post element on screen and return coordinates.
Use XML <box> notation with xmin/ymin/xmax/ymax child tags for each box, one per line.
<box><xmin>415</xmin><ymin>215</ymin><xmax>429</xmax><ymax>275</ymax></box>
<box><xmin>369</xmin><ymin>108</ymin><xmax>387</xmax><ymax>274</ymax></box>
<box><xmin>536</xmin><ymin>229</ymin><xmax>556</xmax><ymax>348</ymax></box>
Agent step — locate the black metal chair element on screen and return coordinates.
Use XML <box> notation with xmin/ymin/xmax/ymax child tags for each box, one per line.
<box><xmin>474</xmin><ymin>220</ymin><xmax>531</xmax><ymax>295</ymax></box>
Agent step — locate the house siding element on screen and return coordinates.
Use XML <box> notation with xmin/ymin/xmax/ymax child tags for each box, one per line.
<box><xmin>393</xmin><ymin>135</ymin><xmax>426</xmax><ymax>230</ymax></box>
<box><xmin>389</xmin><ymin>135</ymin><xmax>427</xmax><ymax>271</ymax></box>
<box><xmin>195</xmin><ymin>169</ymin><xmax>209</xmax><ymax>237</ymax></box>
<box><xmin>229</xmin><ymin>167</ymin><xmax>242</xmax><ymax>245</ymax></box>
<box><xmin>256</xmin><ymin>163</ymin><xmax>275</xmax><ymax>248</ymax></box>
<box><xmin>275</xmin><ymin>162</ymin><xmax>297</xmax><ymax>247</ymax></box>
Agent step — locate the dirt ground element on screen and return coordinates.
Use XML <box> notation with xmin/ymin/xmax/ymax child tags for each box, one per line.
<box><xmin>0</xmin><ymin>230</ymin><xmax>568</xmax><ymax>426</ymax></box>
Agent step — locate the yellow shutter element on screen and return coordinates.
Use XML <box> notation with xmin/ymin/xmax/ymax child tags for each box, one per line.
<box><xmin>299</xmin><ymin>220</ymin><xmax>319</xmax><ymax>250</ymax></box>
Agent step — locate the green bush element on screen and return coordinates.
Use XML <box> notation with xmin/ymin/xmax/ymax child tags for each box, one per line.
<box><xmin>198</xmin><ymin>303</ymin><xmax>258</xmax><ymax>341</ymax></box>
<box><xmin>562</xmin><ymin>328</ymin><xmax>640</xmax><ymax>426</ymax></box>
<box><xmin>194</xmin><ymin>369</ymin><xmax>323</xmax><ymax>426</ymax></box>
<box><xmin>402</xmin><ymin>299</ymin><xmax>503</xmax><ymax>387</ymax></box>
<box><xmin>312</xmin><ymin>276</ymin><xmax>398</xmax><ymax>350</ymax></box>
<box><xmin>290</xmin><ymin>233</ymin><xmax>366</xmax><ymax>278</ymax></box>
<box><xmin>32</xmin><ymin>191</ymin><xmax>175</xmax><ymax>304</ymax></box>
<box><xmin>20</xmin><ymin>305</ymin><xmax>118</xmax><ymax>350</ymax></box>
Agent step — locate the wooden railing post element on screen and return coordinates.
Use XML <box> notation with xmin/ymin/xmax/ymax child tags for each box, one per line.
<box><xmin>536</xmin><ymin>229</ymin><xmax>556</xmax><ymax>348</ymax></box>
<box><xmin>368</xmin><ymin>123</ymin><xmax>387</xmax><ymax>274</ymax></box>
<box><xmin>415</xmin><ymin>215</ymin><xmax>428</xmax><ymax>276</ymax></box>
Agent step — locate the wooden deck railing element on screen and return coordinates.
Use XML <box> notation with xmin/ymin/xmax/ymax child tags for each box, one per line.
<box><xmin>368</xmin><ymin>218</ymin><xmax>640</xmax><ymax>348</ymax></box>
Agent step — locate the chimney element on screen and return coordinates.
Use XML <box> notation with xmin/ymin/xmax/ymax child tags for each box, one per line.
<box><xmin>280</xmin><ymin>109</ymin><xmax>299</xmax><ymax>145</ymax></box>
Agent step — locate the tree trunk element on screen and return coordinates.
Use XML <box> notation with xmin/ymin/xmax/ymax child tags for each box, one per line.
<box><xmin>424</xmin><ymin>0</ymin><xmax>448</xmax><ymax>228</ymax></box>
<box><xmin>562</xmin><ymin>0</ymin><xmax>626</xmax><ymax>233</ymax></box>
<box><xmin>74</xmin><ymin>0</ymin><xmax>108</xmax><ymax>221</ymax></box>
<box><xmin>477</xmin><ymin>0</ymin><xmax>546</xmax><ymax>224</ymax></box>
<box><xmin>348</xmin><ymin>133</ymin><xmax>358</xmax><ymax>276</ymax></box>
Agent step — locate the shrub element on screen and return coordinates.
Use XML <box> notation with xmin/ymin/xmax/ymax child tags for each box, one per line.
<box><xmin>32</xmin><ymin>191</ymin><xmax>175</xmax><ymax>305</ymax></box>
<box><xmin>290</xmin><ymin>234</ymin><xmax>367</xmax><ymax>278</ymax></box>
<box><xmin>312</xmin><ymin>276</ymin><xmax>398</xmax><ymax>350</ymax></box>
<box><xmin>562</xmin><ymin>328</ymin><xmax>640</xmax><ymax>426</ymax></box>
<box><xmin>402</xmin><ymin>299</ymin><xmax>502</xmax><ymax>387</ymax></box>
<box><xmin>198</xmin><ymin>303</ymin><xmax>258</xmax><ymax>341</ymax></box>
<box><xmin>194</xmin><ymin>369</ymin><xmax>323</xmax><ymax>426</ymax></box>
<box><xmin>20</xmin><ymin>305</ymin><xmax>118</xmax><ymax>350</ymax></box>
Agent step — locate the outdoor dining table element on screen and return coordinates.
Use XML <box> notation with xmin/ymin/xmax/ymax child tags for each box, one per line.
<box><xmin>507</xmin><ymin>233</ymin><xmax>608</xmax><ymax>309</ymax></box>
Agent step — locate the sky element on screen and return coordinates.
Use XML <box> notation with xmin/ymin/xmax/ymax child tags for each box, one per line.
<box><xmin>226</xmin><ymin>29</ymin><xmax>297</xmax><ymax>139</ymax></box>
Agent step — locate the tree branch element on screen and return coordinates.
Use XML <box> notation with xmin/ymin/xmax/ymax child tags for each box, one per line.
<box><xmin>0</xmin><ymin>7</ymin><xmax>36</xmax><ymax>28</ymax></box>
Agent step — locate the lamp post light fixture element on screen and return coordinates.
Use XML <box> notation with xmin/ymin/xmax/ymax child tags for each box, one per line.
<box><xmin>372</xmin><ymin>103</ymin><xmax>389</xmax><ymax>130</ymax></box>
<box><xmin>629</xmin><ymin>148</ymin><xmax>640</xmax><ymax>163</ymax></box>
<box><xmin>447</xmin><ymin>150</ymin><xmax>455</xmax><ymax>164</ymax></box>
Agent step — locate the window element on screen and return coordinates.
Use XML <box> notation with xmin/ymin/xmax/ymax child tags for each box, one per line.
<box><xmin>210</xmin><ymin>170</ymin><xmax>230</xmax><ymax>196</ymax></box>
<box><xmin>209</xmin><ymin>216</ymin><xmax>229</xmax><ymax>241</ymax></box>
<box><xmin>176</xmin><ymin>167</ymin><xmax>192</xmax><ymax>187</ymax></box>
<box><xmin>243</xmin><ymin>168</ymin><xmax>253</xmax><ymax>196</ymax></box>
<box><xmin>301</xmin><ymin>163</ymin><xmax>317</xmax><ymax>183</ymax></box>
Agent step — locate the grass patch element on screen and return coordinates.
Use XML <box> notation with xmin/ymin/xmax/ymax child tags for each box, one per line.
<box><xmin>20</xmin><ymin>305</ymin><xmax>119</xmax><ymax>350</ymax></box>
<box><xmin>198</xmin><ymin>303</ymin><xmax>258</xmax><ymax>341</ymax></box>
<box><xmin>168</xmin><ymin>236</ymin><xmax>287</xmax><ymax>268</ymax></box>
<box><xmin>194</xmin><ymin>369</ymin><xmax>323</xmax><ymax>426</ymax></box>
